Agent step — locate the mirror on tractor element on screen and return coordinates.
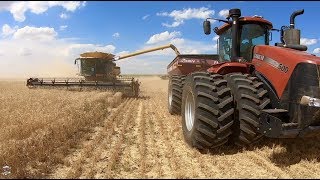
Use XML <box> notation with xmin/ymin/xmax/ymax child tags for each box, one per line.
<box><xmin>203</xmin><ymin>20</ymin><xmax>211</xmax><ymax>35</ymax></box>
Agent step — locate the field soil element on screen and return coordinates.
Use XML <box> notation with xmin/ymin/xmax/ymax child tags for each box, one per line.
<box><xmin>1</xmin><ymin>76</ymin><xmax>320</xmax><ymax>178</ymax></box>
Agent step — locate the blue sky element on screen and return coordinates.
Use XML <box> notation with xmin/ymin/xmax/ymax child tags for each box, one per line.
<box><xmin>1</xmin><ymin>1</ymin><xmax>320</xmax><ymax>78</ymax></box>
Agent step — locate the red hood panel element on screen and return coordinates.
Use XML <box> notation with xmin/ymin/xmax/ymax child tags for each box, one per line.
<box><xmin>252</xmin><ymin>45</ymin><xmax>320</xmax><ymax>98</ymax></box>
<box><xmin>254</xmin><ymin>45</ymin><xmax>320</xmax><ymax>65</ymax></box>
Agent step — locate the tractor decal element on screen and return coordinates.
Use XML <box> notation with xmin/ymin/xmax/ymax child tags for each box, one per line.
<box><xmin>254</xmin><ymin>53</ymin><xmax>289</xmax><ymax>73</ymax></box>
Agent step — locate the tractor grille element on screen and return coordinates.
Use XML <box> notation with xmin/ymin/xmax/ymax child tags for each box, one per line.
<box><xmin>281</xmin><ymin>63</ymin><xmax>320</xmax><ymax>127</ymax></box>
<box><xmin>282</xmin><ymin>63</ymin><xmax>320</xmax><ymax>104</ymax></box>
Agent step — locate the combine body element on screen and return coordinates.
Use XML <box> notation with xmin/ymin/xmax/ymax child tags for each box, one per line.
<box><xmin>167</xmin><ymin>8</ymin><xmax>320</xmax><ymax>151</ymax></box>
<box><xmin>27</xmin><ymin>44</ymin><xmax>180</xmax><ymax>97</ymax></box>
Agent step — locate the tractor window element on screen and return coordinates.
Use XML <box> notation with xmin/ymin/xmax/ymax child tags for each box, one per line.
<box><xmin>240</xmin><ymin>24</ymin><xmax>268</xmax><ymax>61</ymax></box>
<box><xmin>218</xmin><ymin>28</ymin><xmax>232</xmax><ymax>62</ymax></box>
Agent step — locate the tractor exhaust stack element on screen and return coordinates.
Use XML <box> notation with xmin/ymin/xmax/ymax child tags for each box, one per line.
<box><xmin>290</xmin><ymin>9</ymin><xmax>304</xmax><ymax>29</ymax></box>
<box><xmin>283</xmin><ymin>9</ymin><xmax>304</xmax><ymax>46</ymax></box>
<box><xmin>277</xmin><ymin>9</ymin><xmax>307</xmax><ymax>51</ymax></box>
<box><xmin>229</xmin><ymin>8</ymin><xmax>241</xmax><ymax>61</ymax></box>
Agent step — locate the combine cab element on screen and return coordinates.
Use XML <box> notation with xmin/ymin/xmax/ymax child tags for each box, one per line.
<box><xmin>27</xmin><ymin>44</ymin><xmax>180</xmax><ymax>97</ymax></box>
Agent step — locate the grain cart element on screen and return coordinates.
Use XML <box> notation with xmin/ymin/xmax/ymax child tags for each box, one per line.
<box><xmin>167</xmin><ymin>8</ymin><xmax>320</xmax><ymax>150</ymax></box>
<box><xmin>27</xmin><ymin>44</ymin><xmax>180</xmax><ymax>97</ymax></box>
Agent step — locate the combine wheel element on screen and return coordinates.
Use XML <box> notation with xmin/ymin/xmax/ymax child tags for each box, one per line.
<box><xmin>181</xmin><ymin>72</ymin><xmax>234</xmax><ymax>150</ymax></box>
<box><xmin>225</xmin><ymin>73</ymin><xmax>271</xmax><ymax>146</ymax></box>
<box><xmin>168</xmin><ymin>75</ymin><xmax>186</xmax><ymax>115</ymax></box>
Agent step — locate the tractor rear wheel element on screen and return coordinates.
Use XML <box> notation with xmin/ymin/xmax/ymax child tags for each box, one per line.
<box><xmin>225</xmin><ymin>73</ymin><xmax>271</xmax><ymax>146</ymax></box>
<box><xmin>168</xmin><ymin>75</ymin><xmax>185</xmax><ymax>115</ymax></box>
<box><xmin>181</xmin><ymin>72</ymin><xmax>234</xmax><ymax>150</ymax></box>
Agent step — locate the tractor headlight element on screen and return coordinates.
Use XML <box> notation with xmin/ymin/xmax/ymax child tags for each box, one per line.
<box><xmin>301</xmin><ymin>96</ymin><xmax>320</xmax><ymax>107</ymax></box>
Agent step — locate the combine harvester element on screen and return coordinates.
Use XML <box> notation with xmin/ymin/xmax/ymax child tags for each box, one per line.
<box><xmin>27</xmin><ymin>44</ymin><xmax>180</xmax><ymax>97</ymax></box>
<box><xmin>167</xmin><ymin>8</ymin><xmax>320</xmax><ymax>150</ymax></box>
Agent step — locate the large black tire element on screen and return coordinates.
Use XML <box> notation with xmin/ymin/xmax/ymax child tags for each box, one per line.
<box><xmin>225</xmin><ymin>73</ymin><xmax>271</xmax><ymax>146</ymax></box>
<box><xmin>168</xmin><ymin>75</ymin><xmax>185</xmax><ymax>115</ymax></box>
<box><xmin>181</xmin><ymin>72</ymin><xmax>234</xmax><ymax>150</ymax></box>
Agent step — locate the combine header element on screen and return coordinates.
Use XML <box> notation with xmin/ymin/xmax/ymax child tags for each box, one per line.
<box><xmin>27</xmin><ymin>44</ymin><xmax>180</xmax><ymax>97</ymax></box>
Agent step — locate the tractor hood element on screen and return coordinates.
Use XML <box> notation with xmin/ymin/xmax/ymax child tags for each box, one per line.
<box><xmin>252</xmin><ymin>45</ymin><xmax>320</xmax><ymax>100</ymax></box>
<box><xmin>253</xmin><ymin>45</ymin><xmax>320</xmax><ymax>66</ymax></box>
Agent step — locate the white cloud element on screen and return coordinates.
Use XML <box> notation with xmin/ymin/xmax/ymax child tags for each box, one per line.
<box><xmin>60</xmin><ymin>13</ymin><xmax>69</xmax><ymax>19</ymax></box>
<box><xmin>65</xmin><ymin>44</ymin><xmax>116</xmax><ymax>57</ymax></box>
<box><xmin>170</xmin><ymin>38</ymin><xmax>216</xmax><ymax>54</ymax></box>
<box><xmin>116</xmin><ymin>51</ymin><xmax>130</xmax><ymax>56</ymax></box>
<box><xmin>19</xmin><ymin>47</ymin><xmax>32</xmax><ymax>56</ymax></box>
<box><xmin>218</xmin><ymin>9</ymin><xmax>229</xmax><ymax>18</ymax></box>
<box><xmin>53</xmin><ymin>1</ymin><xmax>86</xmax><ymax>11</ymax></box>
<box><xmin>8</xmin><ymin>1</ymin><xmax>28</xmax><ymax>22</ymax></box>
<box><xmin>213</xmin><ymin>35</ymin><xmax>219</xmax><ymax>41</ymax></box>
<box><xmin>146</xmin><ymin>31</ymin><xmax>181</xmax><ymax>44</ymax></box>
<box><xmin>0</xmin><ymin>30</ymin><xmax>116</xmax><ymax>78</ymax></box>
<box><xmin>0</xmin><ymin>2</ymin><xmax>15</xmax><ymax>10</ymax></box>
<box><xmin>171</xmin><ymin>38</ymin><xmax>185</xmax><ymax>45</ymax></box>
<box><xmin>2</xmin><ymin>24</ymin><xmax>17</xmax><ymax>37</ymax></box>
<box><xmin>313</xmin><ymin>48</ymin><xmax>320</xmax><ymax>54</ymax></box>
<box><xmin>157</xmin><ymin>7</ymin><xmax>214</xmax><ymax>27</ymax></box>
<box><xmin>300</xmin><ymin>38</ymin><xmax>317</xmax><ymax>46</ymax></box>
<box><xmin>1</xmin><ymin>1</ymin><xmax>86</xmax><ymax>22</ymax></box>
<box><xmin>112</xmin><ymin>32</ymin><xmax>120</xmax><ymax>38</ymax></box>
<box><xmin>13</xmin><ymin>26</ymin><xmax>57</xmax><ymax>41</ymax></box>
<box><xmin>162</xmin><ymin>21</ymin><xmax>182</xmax><ymax>28</ymax></box>
<box><xmin>59</xmin><ymin>25</ymin><xmax>68</xmax><ymax>31</ymax></box>
<box><xmin>142</xmin><ymin>14</ymin><xmax>150</xmax><ymax>20</ymax></box>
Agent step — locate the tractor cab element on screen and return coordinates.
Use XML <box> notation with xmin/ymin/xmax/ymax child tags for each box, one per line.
<box><xmin>217</xmin><ymin>19</ymin><xmax>272</xmax><ymax>62</ymax></box>
<box><xmin>204</xmin><ymin>10</ymin><xmax>273</xmax><ymax>63</ymax></box>
<box><xmin>215</xmin><ymin>17</ymin><xmax>272</xmax><ymax>62</ymax></box>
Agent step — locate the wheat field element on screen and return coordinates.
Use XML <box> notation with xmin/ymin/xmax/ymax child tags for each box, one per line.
<box><xmin>1</xmin><ymin>77</ymin><xmax>320</xmax><ymax>178</ymax></box>
<box><xmin>0</xmin><ymin>81</ymin><xmax>121</xmax><ymax>178</ymax></box>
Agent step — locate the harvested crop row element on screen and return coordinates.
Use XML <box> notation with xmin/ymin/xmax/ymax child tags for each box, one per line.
<box><xmin>142</xmin><ymin>98</ymin><xmax>162</xmax><ymax>178</ymax></box>
<box><xmin>103</xmin><ymin>99</ymin><xmax>139</xmax><ymax>178</ymax></box>
<box><xmin>138</xmin><ymin>101</ymin><xmax>147</xmax><ymax>178</ymax></box>
<box><xmin>0</xmin><ymin>81</ymin><xmax>123</xmax><ymax>179</ymax></box>
<box><xmin>152</xmin><ymin>92</ymin><xmax>206</xmax><ymax>178</ymax></box>
<box><xmin>50</xmin><ymin>98</ymin><xmax>134</xmax><ymax>178</ymax></box>
<box><xmin>113</xmin><ymin>101</ymin><xmax>144</xmax><ymax>178</ymax></box>
<box><xmin>149</xmin><ymin>96</ymin><xmax>181</xmax><ymax>177</ymax></box>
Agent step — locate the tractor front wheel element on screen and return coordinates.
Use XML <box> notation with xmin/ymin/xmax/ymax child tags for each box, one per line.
<box><xmin>225</xmin><ymin>73</ymin><xmax>271</xmax><ymax>146</ymax></box>
<box><xmin>181</xmin><ymin>72</ymin><xmax>234</xmax><ymax>150</ymax></box>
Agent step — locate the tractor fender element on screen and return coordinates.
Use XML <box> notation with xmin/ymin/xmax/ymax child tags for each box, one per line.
<box><xmin>207</xmin><ymin>62</ymin><xmax>254</xmax><ymax>75</ymax></box>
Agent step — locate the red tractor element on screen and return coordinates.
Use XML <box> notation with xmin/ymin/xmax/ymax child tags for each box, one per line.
<box><xmin>167</xmin><ymin>8</ymin><xmax>320</xmax><ymax>150</ymax></box>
